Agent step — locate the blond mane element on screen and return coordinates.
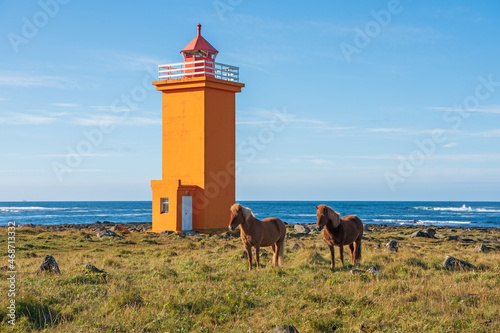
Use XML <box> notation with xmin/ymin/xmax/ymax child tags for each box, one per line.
<box><xmin>318</xmin><ymin>204</ymin><xmax>341</xmax><ymax>228</ymax></box>
<box><xmin>230</xmin><ymin>203</ymin><xmax>255</xmax><ymax>222</ymax></box>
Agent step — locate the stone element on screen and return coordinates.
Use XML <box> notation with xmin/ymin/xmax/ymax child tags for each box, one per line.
<box><xmin>36</xmin><ymin>255</ymin><xmax>61</xmax><ymax>274</ymax></box>
<box><xmin>373</xmin><ymin>244</ymin><xmax>381</xmax><ymax>250</ymax></box>
<box><xmin>160</xmin><ymin>230</ymin><xmax>174</xmax><ymax>236</ymax></box>
<box><xmin>443</xmin><ymin>255</ymin><xmax>476</xmax><ymax>270</ymax></box>
<box><xmin>290</xmin><ymin>241</ymin><xmax>304</xmax><ymax>250</ymax></box>
<box><xmin>475</xmin><ymin>244</ymin><xmax>491</xmax><ymax>252</ymax></box>
<box><xmin>223</xmin><ymin>244</ymin><xmax>237</xmax><ymax>250</ymax></box>
<box><xmin>385</xmin><ymin>240</ymin><xmax>399</xmax><ymax>252</ymax></box>
<box><xmin>366</xmin><ymin>266</ymin><xmax>381</xmax><ymax>275</ymax></box>
<box><xmin>110</xmin><ymin>224</ymin><xmax>131</xmax><ymax>234</ymax></box>
<box><xmin>184</xmin><ymin>231</ymin><xmax>197</xmax><ymax>236</ymax></box>
<box><xmin>242</xmin><ymin>249</ymin><xmax>268</xmax><ymax>259</ymax></box>
<box><xmin>81</xmin><ymin>264</ymin><xmax>107</xmax><ymax>274</ymax></box>
<box><xmin>411</xmin><ymin>230</ymin><xmax>434</xmax><ymax>238</ymax></box>
<box><xmin>294</xmin><ymin>224</ymin><xmax>310</xmax><ymax>234</ymax></box>
<box><xmin>269</xmin><ymin>325</ymin><xmax>300</xmax><ymax>333</ymax></box>
<box><xmin>96</xmin><ymin>230</ymin><xmax>118</xmax><ymax>239</ymax></box>
<box><xmin>447</xmin><ymin>235</ymin><xmax>459</xmax><ymax>241</ymax></box>
<box><xmin>83</xmin><ymin>234</ymin><xmax>91</xmax><ymax>239</ymax></box>
<box><xmin>434</xmin><ymin>234</ymin><xmax>446</xmax><ymax>239</ymax></box>
<box><xmin>350</xmin><ymin>269</ymin><xmax>364</xmax><ymax>274</ymax></box>
<box><xmin>363</xmin><ymin>225</ymin><xmax>373</xmax><ymax>233</ymax></box>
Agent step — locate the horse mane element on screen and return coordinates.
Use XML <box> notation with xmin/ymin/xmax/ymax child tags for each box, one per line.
<box><xmin>318</xmin><ymin>205</ymin><xmax>341</xmax><ymax>228</ymax></box>
<box><xmin>230</xmin><ymin>203</ymin><xmax>255</xmax><ymax>222</ymax></box>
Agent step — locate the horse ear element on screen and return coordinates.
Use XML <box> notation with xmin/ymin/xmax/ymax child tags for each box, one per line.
<box><xmin>315</xmin><ymin>205</ymin><xmax>318</xmax><ymax>210</ymax></box>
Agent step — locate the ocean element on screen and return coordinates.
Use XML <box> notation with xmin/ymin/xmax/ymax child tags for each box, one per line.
<box><xmin>1</xmin><ymin>201</ymin><xmax>499</xmax><ymax>228</ymax></box>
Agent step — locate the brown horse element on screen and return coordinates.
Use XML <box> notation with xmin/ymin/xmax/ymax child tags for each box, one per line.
<box><xmin>315</xmin><ymin>204</ymin><xmax>363</xmax><ymax>269</ymax></box>
<box><xmin>229</xmin><ymin>203</ymin><xmax>286</xmax><ymax>270</ymax></box>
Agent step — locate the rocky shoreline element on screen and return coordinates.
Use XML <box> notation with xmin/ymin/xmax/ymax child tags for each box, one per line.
<box><xmin>6</xmin><ymin>221</ymin><xmax>499</xmax><ymax>245</ymax></box>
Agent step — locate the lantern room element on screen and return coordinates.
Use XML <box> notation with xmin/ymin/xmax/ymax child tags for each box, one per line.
<box><xmin>181</xmin><ymin>24</ymin><xmax>218</xmax><ymax>78</ymax></box>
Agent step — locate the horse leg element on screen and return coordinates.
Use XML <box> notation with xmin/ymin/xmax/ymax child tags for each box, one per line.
<box><xmin>327</xmin><ymin>244</ymin><xmax>335</xmax><ymax>269</ymax></box>
<box><xmin>271</xmin><ymin>244</ymin><xmax>277</xmax><ymax>267</ymax></box>
<box><xmin>255</xmin><ymin>246</ymin><xmax>260</xmax><ymax>269</ymax></box>
<box><xmin>339</xmin><ymin>244</ymin><xmax>344</xmax><ymax>267</ymax></box>
<box><xmin>245</xmin><ymin>245</ymin><xmax>253</xmax><ymax>270</ymax></box>
<box><xmin>349</xmin><ymin>243</ymin><xmax>355</xmax><ymax>265</ymax></box>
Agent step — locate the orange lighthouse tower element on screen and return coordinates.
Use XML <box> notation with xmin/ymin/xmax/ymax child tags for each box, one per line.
<box><xmin>151</xmin><ymin>24</ymin><xmax>244</xmax><ymax>232</ymax></box>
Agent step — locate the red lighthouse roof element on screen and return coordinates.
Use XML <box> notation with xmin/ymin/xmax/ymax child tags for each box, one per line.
<box><xmin>181</xmin><ymin>24</ymin><xmax>219</xmax><ymax>54</ymax></box>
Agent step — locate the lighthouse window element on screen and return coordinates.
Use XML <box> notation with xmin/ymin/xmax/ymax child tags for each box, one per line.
<box><xmin>160</xmin><ymin>198</ymin><xmax>169</xmax><ymax>214</ymax></box>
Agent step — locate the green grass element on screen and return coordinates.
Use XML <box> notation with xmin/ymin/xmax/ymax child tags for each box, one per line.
<box><xmin>0</xmin><ymin>225</ymin><xmax>499</xmax><ymax>332</ymax></box>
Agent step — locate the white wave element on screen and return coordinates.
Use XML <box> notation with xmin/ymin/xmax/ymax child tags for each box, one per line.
<box><xmin>412</xmin><ymin>204</ymin><xmax>499</xmax><ymax>213</ymax></box>
<box><xmin>0</xmin><ymin>206</ymin><xmax>67</xmax><ymax>213</ymax></box>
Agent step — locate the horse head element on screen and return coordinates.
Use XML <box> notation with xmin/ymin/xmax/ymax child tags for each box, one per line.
<box><xmin>315</xmin><ymin>205</ymin><xmax>341</xmax><ymax>231</ymax></box>
<box><xmin>229</xmin><ymin>203</ymin><xmax>252</xmax><ymax>231</ymax></box>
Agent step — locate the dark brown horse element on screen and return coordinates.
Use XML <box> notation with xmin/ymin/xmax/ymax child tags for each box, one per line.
<box><xmin>315</xmin><ymin>204</ymin><xmax>363</xmax><ymax>269</ymax></box>
<box><xmin>229</xmin><ymin>203</ymin><xmax>286</xmax><ymax>270</ymax></box>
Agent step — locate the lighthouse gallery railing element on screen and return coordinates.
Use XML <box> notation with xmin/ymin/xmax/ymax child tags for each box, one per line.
<box><xmin>158</xmin><ymin>60</ymin><xmax>239</xmax><ymax>82</ymax></box>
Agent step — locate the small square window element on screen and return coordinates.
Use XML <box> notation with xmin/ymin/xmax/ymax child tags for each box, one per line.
<box><xmin>161</xmin><ymin>198</ymin><xmax>169</xmax><ymax>214</ymax></box>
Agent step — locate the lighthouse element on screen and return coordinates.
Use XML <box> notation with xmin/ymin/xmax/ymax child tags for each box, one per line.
<box><xmin>151</xmin><ymin>24</ymin><xmax>244</xmax><ymax>232</ymax></box>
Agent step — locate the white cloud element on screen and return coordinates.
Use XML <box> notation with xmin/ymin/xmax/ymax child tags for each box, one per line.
<box><xmin>52</xmin><ymin>103</ymin><xmax>79</xmax><ymax>108</ymax></box>
<box><xmin>0</xmin><ymin>113</ymin><xmax>56</xmax><ymax>125</ymax></box>
<box><xmin>427</xmin><ymin>105</ymin><xmax>500</xmax><ymax>115</ymax></box>
<box><xmin>72</xmin><ymin>115</ymin><xmax>160</xmax><ymax>126</ymax></box>
<box><xmin>0</xmin><ymin>71</ymin><xmax>78</xmax><ymax>88</ymax></box>
<box><xmin>443</xmin><ymin>142</ymin><xmax>457</xmax><ymax>148</ymax></box>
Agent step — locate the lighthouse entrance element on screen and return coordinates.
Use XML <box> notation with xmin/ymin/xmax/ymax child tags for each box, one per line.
<box><xmin>182</xmin><ymin>196</ymin><xmax>193</xmax><ymax>231</ymax></box>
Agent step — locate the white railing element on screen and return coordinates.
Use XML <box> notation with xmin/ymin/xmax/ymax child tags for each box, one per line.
<box><xmin>158</xmin><ymin>60</ymin><xmax>239</xmax><ymax>82</ymax></box>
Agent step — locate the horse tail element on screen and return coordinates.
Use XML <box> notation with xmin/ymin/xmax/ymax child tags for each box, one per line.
<box><xmin>356</xmin><ymin>216</ymin><xmax>363</xmax><ymax>262</ymax></box>
<box><xmin>278</xmin><ymin>237</ymin><xmax>285</xmax><ymax>267</ymax></box>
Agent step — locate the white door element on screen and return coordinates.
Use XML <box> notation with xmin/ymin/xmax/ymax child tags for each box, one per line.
<box><xmin>182</xmin><ymin>196</ymin><xmax>192</xmax><ymax>231</ymax></box>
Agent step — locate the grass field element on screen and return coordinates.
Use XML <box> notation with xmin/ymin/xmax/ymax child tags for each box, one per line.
<box><xmin>0</xmin><ymin>224</ymin><xmax>499</xmax><ymax>332</ymax></box>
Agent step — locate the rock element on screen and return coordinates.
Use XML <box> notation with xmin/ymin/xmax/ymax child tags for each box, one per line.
<box><xmin>83</xmin><ymin>234</ymin><xmax>91</xmax><ymax>239</ymax></box>
<box><xmin>385</xmin><ymin>240</ymin><xmax>399</xmax><ymax>252</ymax></box>
<box><xmin>350</xmin><ymin>269</ymin><xmax>364</xmax><ymax>274</ymax></box>
<box><xmin>443</xmin><ymin>255</ymin><xmax>476</xmax><ymax>270</ymax></box>
<box><xmin>81</xmin><ymin>264</ymin><xmax>106</xmax><ymax>274</ymax></box>
<box><xmin>363</xmin><ymin>225</ymin><xmax>373</xmax><ymax>233</ymax></box>
<box><xmin>475</xmin><ymin>244</ymin><xmax>491</xmax><ymax>252</ymax></box>
<box><xmin>224</xmin><ymin>244</ymin><xmax>237</xmax><ymax>250</ymax></box>
<box><xmin>411</xmin><ymin>230</ymin><xmax>434</xmax><ymax>238</ymax></box>
<box><xmin>160</xmin><ymin>230</ymin><xmax>174</xmax><ymax>236</ymax></box>
<box><xmin>373</xmin><ymin>244</ymin><xmax>381</xmax><ymax>250</ymax></box>
<box><xmin>290</xmin><ymin>241</ymin><xmax>304</xmax><ymax>250</ymax></box>
<box><xmin>184</xmin><ymin>231</ymin><xmax>197</xmax><ymax>236</ymax></box>
<box><xmin>366</xmin><ymin>266</ymin><xmax>381</xmax><ymax>275</ymax></box>
<box><xmin>423</xmin><ymin>228</ymin><xmax>436</xmax><ymax>235</ymax></box>
<box><xmin>268</xmin><ymin>325</ymin><xmax>300</xmax><ymax>333</ymax></box>
<box><xmin>359</xmin><ymin>322</ymin><xmax>383</xmax><ymax>332</ymax></box>
<box><xmin>36</xmin><ymin>255</ymin><xmax>61</xmax><ymax>274</ymax></box>
<box><xmin>97</xmin><ymin>230</ymin><xmax>118</xmax><ymax>239</ymax></box>
<box><xmin>294</xmin><ymin>225</ymin><xmax>310</xmax><ymax>234</ymax></box>
<box><xmin>110</xmin><ymin>224</ymin><xmax>131</xmax><ymax>234</ymax></box>
<box><xmin>447</xmin><ymin>235</ymin><xmax>459</xmax><ymax>241</ymax></box>
<box><xmin>434</xmin><ymin>234</ymin><xmax>446</xmax><ymax>239</ymax></box>
<box><xmin>242</xmin><ymin>249</ymin><xmax>268</xmax><ymax>259</ymax></box>
<box><xmin>21</xmin><ymin>223</ymin><xmax>35</xmax><ymax>228</ymax></box>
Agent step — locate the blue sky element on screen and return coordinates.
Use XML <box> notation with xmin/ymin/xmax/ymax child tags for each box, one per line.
<box><xmin>1</xmin><ymin>0</ymin><xmax>499</xmax><ymax>201</ymax></box>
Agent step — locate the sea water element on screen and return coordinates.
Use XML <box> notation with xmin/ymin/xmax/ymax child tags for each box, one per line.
<box><xmin>1</xmin><ymin>201</ymin><xmax>499</xmax><ymax>228</ymax></box>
